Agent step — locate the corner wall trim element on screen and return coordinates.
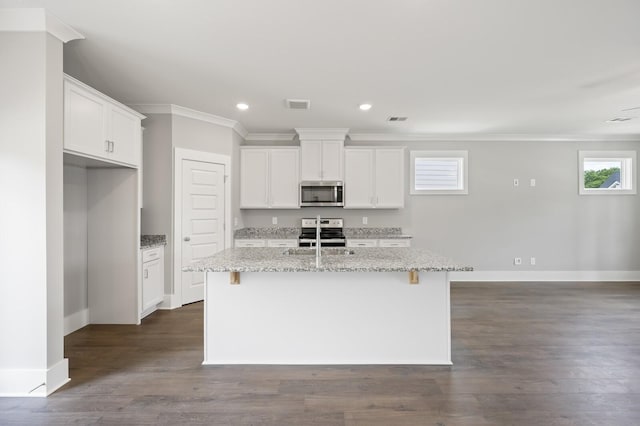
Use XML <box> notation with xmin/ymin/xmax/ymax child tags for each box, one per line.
<box><xmin>128</xmin><ymin>104</ymin><xmax>248</xmax><ymax>138</ymax></box>
<box><xmin>0</xmin><ymin>9</ymin><xmax>84</xmax><ymax>42</ymax></box>
<box><xmin>159</xmin><ymin>294</ymin><xmax>182</xmax><ymax>310</ymax></box>
<box><xmin>0</xmin><ymin>358</ymin><xmax>69</xmax><ymax>397</ymax></box>
<box><xmin>449</xmin><ymin>270</ymin><xmax>640</xmax><ymax>282</ymax></box>
<box><xmin>63</xmin><ymin>308</ymin><xmax>89</xmax><ymax>336</ymax></box>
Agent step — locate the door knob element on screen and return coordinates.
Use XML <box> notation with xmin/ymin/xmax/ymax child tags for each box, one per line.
<box><xmin>184</xmin><ymin>236</ymin><xmax>191</xmax><ymax>241</ymax></box>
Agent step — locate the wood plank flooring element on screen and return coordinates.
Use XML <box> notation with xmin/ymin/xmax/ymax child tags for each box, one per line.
<box><xmin>1</xmin><ymin>282</ymin><xmax>639</xmax><ymax>425</ymax></box>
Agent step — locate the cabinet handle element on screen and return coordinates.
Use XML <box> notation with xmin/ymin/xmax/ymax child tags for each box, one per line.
<box><xmin>184</xmin><ymin>236</ymin><xmax>191</xmax><ymax>242</ymax></box>
<box><xmin>144</xmin><ymin>269</ymin><xmax>148</xmax><ymax>279</ymax></box>
<box><xmin>110</xmin><ymin>141</ymin><xmax>114</xmax><ymax>153</ymax></box>
<box><xmin>105</xmin><ymin>140</ymin><xmax>110</xmax><ymax>152</ymax></box>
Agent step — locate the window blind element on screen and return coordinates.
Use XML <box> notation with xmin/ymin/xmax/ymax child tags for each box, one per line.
<box><xmin>414</xmin><ymin>158</ymin><xmax>462</xmax><ymax>190</ymax></box>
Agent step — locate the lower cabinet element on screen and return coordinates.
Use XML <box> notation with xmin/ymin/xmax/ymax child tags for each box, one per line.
<box><xmin>141</xmin><ymin>246</ymin><xmax>165</xmax><ymax>319</ymax></box>
<box><xmin>347</xmin><ymin>239</ymin><xmax>411</xmax><ymax>248</ymax></box>
<box><xmin>235</xmin><ymin>239</ymin><xmax>298</xmax><ymax>248</ymax></box>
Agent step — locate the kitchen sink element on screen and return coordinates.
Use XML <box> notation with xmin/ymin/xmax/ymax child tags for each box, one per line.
<box><xmin>282</xmin><ymin>248</ymin><xmax>355</xmax><ymax>256</ymax></box>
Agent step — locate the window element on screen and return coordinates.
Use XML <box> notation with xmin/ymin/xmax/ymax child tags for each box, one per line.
<box><xmin>410</xmin><ymin>150</ymin><xmax>468</xmax><ymax>195</ymax></box>
<box><xmin>578</xmin><ymin>151</ymin><xmax>636</xmax><ymax>195</ymax></box>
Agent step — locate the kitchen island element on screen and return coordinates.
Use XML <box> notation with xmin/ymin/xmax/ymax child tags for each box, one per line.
<box><xmin>187</xmin><ymin>247</ymin><xmax>472</xmax><ymax>365</ymax></box>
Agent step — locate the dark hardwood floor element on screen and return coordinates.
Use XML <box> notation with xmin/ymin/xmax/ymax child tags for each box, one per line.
<box><xmin>1</xmin><ymin>282</ymin><xmax>639</xmax><ymax>425</ymax></box>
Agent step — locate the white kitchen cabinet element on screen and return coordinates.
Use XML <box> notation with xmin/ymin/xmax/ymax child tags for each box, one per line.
<box><xmin>141</xmin><ymin>246</ymin><xmax>164</xmax><ymax>319</ymax></box>
<box><xmin>344</xmin><ymin>147</ymin><xmax>405</xmax><ymax>209</ymax></box>
<box><xmin>267</xmin><ymin>239</ymin><xmax>298</xmax><ymax>248</ymax></box>
<box><xmin>347</xmin><ymin>239</ymin><xmax>411</xmax><ymax>248</ymax></box>
<box><xmin>378</xmin><ymin>239</ymin><xmax>411</xmax><ymax>248</ymax></box>
<box><xmin>300</xmin><ymin>140</ymin><xmax>344</xmax><ymax>181</ymax></box>
<box><xmin>64</xmin><ymin>75</ymin><xmax>144</xmax><ymax>167</ymax></box>
<box><xmin>240</xmin><ymin>147</ymin><xmax>300</xmax><ymax>209</ymax></box>
<box><xmin>235</xmin><ymin>239</ymin><xmax>267</xmax><ymax>247</ymax></box>
<box><xmin>347</xmin><ymin>239</ymin><xmax>378</xmax><ymax>248</ymax></box>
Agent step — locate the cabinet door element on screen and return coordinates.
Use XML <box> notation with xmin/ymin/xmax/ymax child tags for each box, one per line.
<box><xmin>109</xmin><ymin>106</ymin><xmax>141</xmax><ymax>167</ymax></box>
<box><xmin>142</xmin><ymin>258</ymin><xmax>163</xmax><ymax>312</ymax></box>
<box><xmin>321</xmin><ymin>140</ymin><xmax>344</xmax><ymax>181</ymax></box>
<box><xmin>235</xmin><ymin>239</ymin><xmax>267</xmax><ymax>247</ymax></box>
<box><xmin>378</xmin><ymin>239</ymin><xmax>410</xmax><ymax>247</ymax></box>
<box><xmin>269</xmin><ymin>149</ymin><xmax>300</xmax><ymax>208</ymax></box>
<box><xmin>344</xmin><ymin>149</ymin><xmax>374</xmax><ymax>208</ymax></box>
<box><xmin>375</xmin><ymin>148</ymin><xmax>405</xmax><ymax>208</ymax></box>
<box><xmin>64</xmin><ymin>80</ymin><xmax>109</xmax><ymax>159</ymax></box>
<box><xmin>347</xmin><ymin>239</ymin><xmax>378</xmax><ymax>247</ymax></box>
<box><xmin>300</xmin><ymin>141</ymin><xmax>322</xmax><ymax>181</ymax></box>
<box><xmin>240</xmin><ymin>149</ymin><xmax>269</xmax><ymax>208</ymax></box>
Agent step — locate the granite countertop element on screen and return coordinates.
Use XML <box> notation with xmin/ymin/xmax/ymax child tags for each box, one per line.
<box><xmin>185</xmin><ymin>247</ymin><xmax>472</xmax><ymax>273</ymax></box>
<box><xmin>344</xmin><ymin>227</ymin><xmax>412</xmax><ymax>240</ymax></box>
<box><xmin>234</xmin><ymin>227</ymin><xmax>412</xmax><ymax>240</ymax></box>
<box><xmin>234</xmin><ymin>227</ymin><xmax>300</xmax><ymax>240</ymax></box>
<box><xmin>141</xmin><ymin>235</ymin><xmax>167</xmax><ymax>250</ymax></box>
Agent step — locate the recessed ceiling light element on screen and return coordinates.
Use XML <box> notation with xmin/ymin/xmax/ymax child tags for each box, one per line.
<box><xmin>606</xmin><ymin>117</ymin><xmax>634</xmax><ymax>123</ymax></box>
<box><xmin>236</xmin><ymin>103</ymin><xmax>249</xmax><ymax>110</ymax></box>
<box><xmin>359</xmin><ymin>103</ymin><xmax>372</xmax><ymax>111</ymax></box>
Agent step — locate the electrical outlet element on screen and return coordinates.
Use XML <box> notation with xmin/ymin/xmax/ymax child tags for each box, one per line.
<box><xmin>362</xmin><ymin>217</ymin><xmax>368</xmax><ymax>225</ymax></box>
<box><xmin>530</xmin><ymin>257</ymin><xmax>536</xmax><ymax>266</ymax></box>
<box><xmin>514</xmin><ymin>257</ymin><xmax>522</xmax><ymax>265</ymax></box>
<box><xmin>530</xmin><ymin>178</ymin><xmax>536</xmax><ymax>187</ymax></box>
<box><xmin>513</xmin><ymin>178</ymin><xmax>519</xmax><ymax>187</ymax></box>
<box><xmin>272</xmin><ymin>217</ymin><xmax>278</xmax><ymax>225</ymax></box>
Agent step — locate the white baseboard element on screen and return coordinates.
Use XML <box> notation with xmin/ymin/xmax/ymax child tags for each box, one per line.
<box><xmin>158</xmin><ymin>294</ymin><xmax>181</xmax><ymax>310</ymax></box>
<box><xmin>0</xmin><ymin>358</ymin><xmax>69</xmax><ymax>397</ymax></box>
<box><xmin>449</xmin><ymin>270</ymin><xmax>640</xmax><ymax>282</ymax></box>
<box><xmin>64</xmin><ymin>308</ymin><xmax>89</xmax><ymax>336</ymax></box>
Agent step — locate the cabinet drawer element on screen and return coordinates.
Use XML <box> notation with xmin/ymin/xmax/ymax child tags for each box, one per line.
<box><xmin>267</xmin><ymin>239</ymin><xmax>298</xmax><ymax>248</ymax></box>
<box><xmin>235</xmin><ymin>239</ymin><xmax>267</xmax><ymax>248</ymax></box>
<box><xmin>378</xmin><ymin>239</ymin><xmax>411</xmax><ymax>248</ymax></box>
<box><xmin>142</xmin><ymin>247</ymin><xmax>162</xmax><ymax>262</ymax></box>
<box><xmin>347</xmin><ymin>239</ymin><xmax>378</xmax><ymax>248</ymax></box>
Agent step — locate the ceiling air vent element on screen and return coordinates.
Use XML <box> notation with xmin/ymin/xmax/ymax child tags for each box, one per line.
<box><xmin>606</xmin><ymin>117</ymin><xmax>634</xmax><ymax>123</ymax></box>
<box><xmin>286</xmin><ymin>99</ymin><xmax>311</xmax><ymax>110</ymax></box>
<box><xmin>387</xmin><ymin>116</ymin><xmax>408</xmax><ymax>122</ymax></box>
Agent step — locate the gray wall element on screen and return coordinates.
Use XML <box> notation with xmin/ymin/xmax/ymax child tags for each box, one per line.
<box><xmin>63</xmin><ymin>165</ymin><xmax>88</xmax><ymax>318</ymax></box>
<box><xmin>141</xmin><ymin>113</ymin><xmax>242</xmax><ymax>295</ymax></box>
<box><xmin>242</xmin><ymin>139</ymin><xmax>640</xmax><ymax>271</ymax></box>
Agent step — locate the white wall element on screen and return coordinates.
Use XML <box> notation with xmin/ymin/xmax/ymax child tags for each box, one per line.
<box><xmin>242</xmin><ymin>139</ymin><xmax>640</xmax><ymax>272</ymax></box>
<box><xmin>63</xmin><ymin>165</ymin><xmax>88</xmax><ymax>322</ymax></box>
<box><xmin>0</xmin><ymin>31</ymin><xmax>68</xmax><ymax>396</ymax></box>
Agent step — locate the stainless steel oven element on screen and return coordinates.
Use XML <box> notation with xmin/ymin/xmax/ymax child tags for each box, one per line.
<box><xmin>298</xmin><ymin>218</ymin><xmax>346</xmax><ymax>247</ymax></box>
<box><xmin>300</xmin><ymin>181</ymin><xmax>344</xmax><ymax>207</ymax></box>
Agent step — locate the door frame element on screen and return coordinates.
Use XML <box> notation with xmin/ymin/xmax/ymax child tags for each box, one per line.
<box><xmin>173</xmin><ymin>147</ymin><xmax>231</xmax><ymax>306</ymax></box>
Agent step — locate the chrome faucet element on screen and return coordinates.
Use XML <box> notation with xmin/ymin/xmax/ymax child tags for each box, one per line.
<box><xmin>315</xmin><ymin>215</ymin><xmax>321</xmax><ymax>268</ymax></box>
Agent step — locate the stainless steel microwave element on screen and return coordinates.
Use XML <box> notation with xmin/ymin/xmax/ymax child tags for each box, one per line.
<box><xmin>300</xmin><ymin>181</ymin><xmax>344</xmax><ymax>207</ymax></box>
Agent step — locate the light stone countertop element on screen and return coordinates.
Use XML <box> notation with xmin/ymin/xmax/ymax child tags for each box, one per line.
<box><xmin>185</xmin><ymin>247</ymin><xmax>472</xmax><ymax>273</ymax></box>
<box><xmin>234</xmin><ymin>227</ymin><xmax>300</xmax><ymax>240</ymax></box>
<box><xmin>141</xmin><ymin>235</ymin><xmax>167</xmax><ymax>250</ymax></box>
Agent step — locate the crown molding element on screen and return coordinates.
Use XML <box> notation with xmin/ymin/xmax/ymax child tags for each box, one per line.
<box><xmin>0</xmin><ymin>9</ymin><xmax>84</xmax><ymax>43</ymax></box>
<box><xmin>295</xmin><ymin>128</ymin><xmax>350</xmax><ymax>140</ymax></box>
<box><xmin>245</xmin><ymin>133</ymin><xmax>297</xmax><ymax>142</ymax></box>
<box><xmin>129</xmin><ymin>104</ymin><xmax>248</xmax><ymax>138</ymax></box>
<box><xmin>347</xmin><ymin>133</ymin><xmax>640</xmax><ymax>142</ymax></box>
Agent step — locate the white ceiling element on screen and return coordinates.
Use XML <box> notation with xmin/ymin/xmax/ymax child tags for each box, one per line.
<box><xmin>5</xmin><ymin>0</ymin><xmax>640</xmax><ymax>135</ymax></box>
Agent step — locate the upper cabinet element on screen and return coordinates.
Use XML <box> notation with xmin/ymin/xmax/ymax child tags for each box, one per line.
<box><xmin>240</xmin><ymin>147</ymin><xmax>300</xmax><ymax>209</ymax></box>
<box><xmin>296</xmin><ymin>128</ymin><xmax>348</xmax><ymax>182</ymax></box>
<box><xmin>300</xmin><ymin>140</ymin><xmax>344</xmax><ymax>181</ymax></box>
<box><xmin>344</xmin><ymin>147</ymin><xmax>405</xmax><ymax>209</ymax></box>
<box><xmin>63</xmin><ymin>75</ymin><xmax>144</xmax><ymax>167</ymax></box>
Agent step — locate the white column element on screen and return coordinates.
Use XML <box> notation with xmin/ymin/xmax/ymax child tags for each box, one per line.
<box><xmin>0</xmin><ymin>9</ymin><xmax>83</xmax><ymax>397</ymax></box>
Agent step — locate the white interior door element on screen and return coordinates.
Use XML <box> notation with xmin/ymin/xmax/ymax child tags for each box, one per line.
<box><xmin>181</xmin><ymin>159</ymin><xmax>225</xmax><ymax>305</ymax></box>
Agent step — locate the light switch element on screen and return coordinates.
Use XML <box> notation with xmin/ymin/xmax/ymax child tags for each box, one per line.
<box><xmin>530</xmin><ymin>178</ymin><xmax>536</xmax><ymax>187</ymax></box>
<box><xmin>272</xmin><ymin>217</ymin><xmax>278</xmax><ymax>225</ymax></box>
<box><xmin>362</xmin><ymin>217</ymin><xmax>368</xmax><ymax>225</ymax></box>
